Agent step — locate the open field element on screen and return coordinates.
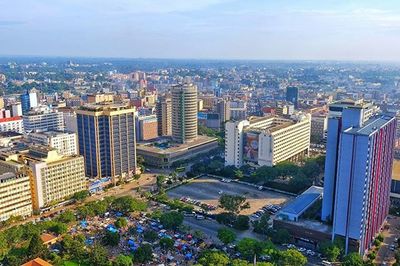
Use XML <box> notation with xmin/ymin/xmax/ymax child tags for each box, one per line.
<box><xmin>167</xmin><ymin>176</ymin><xmax>293</xmax><ymax>215</ymax></box>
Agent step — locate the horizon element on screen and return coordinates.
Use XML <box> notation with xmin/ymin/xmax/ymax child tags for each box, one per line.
<box><xmin>1</xmin><ymin>0</ymin><xmax>400</xmax><ymax>61</ymax></box>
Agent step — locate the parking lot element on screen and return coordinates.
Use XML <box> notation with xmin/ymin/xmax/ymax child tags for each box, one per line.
<box><xmin>167</xmin><ymin>176</ymin><xmax>293</xmax><ymax>215</ymax></box>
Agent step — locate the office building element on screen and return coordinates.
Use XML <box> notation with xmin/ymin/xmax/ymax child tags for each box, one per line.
<box><xmin>0</xmin><ymin>116</ymin><xmax>24</xmax><ymax>133</ymax></box>
<box><xmin>216</xmin><ymin>99</ymin><xmax>231</xmax><ymax>123</ymax></box>
<box><xmin>23</xmin><ymin>146</ymin><xmax>86</xmax><ymax>210</ymax></box>
<box><xmin>225</xmin><ymin>115</ymin><xmax>311</xmax><ymax>167</ymax></box>
<box><xmin>156</xmin><ymin>97</ymin><xmax>172</xmax><ymax>136</ymax></box>
<box><xmin>310</xmin><ymin>114</ymin><xmax>328</xmax><ymax>143</ymax></box>
<box><xmin>171</xmin><ymin>83</ymin><xmax>198</xmax><ymax>143</ymax></box>
<box><xmin>29</xmin><ymin>131</ymin><xmax>78</xmax><ymax>156</ymax></box>
<box><xmin>328</xmin><ymin>110</ymin><xmax>396</xmax><ymax>255</ymax></box>
<box><xmin>0</xmin><ymin>154</ymin><xmax>32</xmax><ymax>221</ymax></box>
<box><xmin>23</xmin><ymin>108</ymin><xmax>64</xmax><ymax>132</ymax></box>
<box><xmin>76</xmin><ymin>103</ymin><xmax>137</xmax><ymax>181</ymax></box>
<box><xmin>11</xmin><ymin>103</ymin><xmax>23</xmax><ymax>117</ymax></box>
<box><xmin>286</xmin><ymin>86</ymin><xmax>299</xmax><ymax>109</ymax></box>
<box><xmin>137</xmin><ymin>115</ymin><xmax>158</xmax><ymax>141</ymax></box>
<box><xmin>322</xmin><ymin>100</ymin><xmax>380</xmax><ymax>222</ymax></box>
<box><xmin>20</xmin><ymin>90</ymin><xmax>38</xmax><ymax>114</ymax></box>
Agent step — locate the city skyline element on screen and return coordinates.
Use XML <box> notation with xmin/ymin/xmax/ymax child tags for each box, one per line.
<box><xmin>1</xmin><ymin>0</ymin><xmax>400</xmax><ymax>61</ymax></box>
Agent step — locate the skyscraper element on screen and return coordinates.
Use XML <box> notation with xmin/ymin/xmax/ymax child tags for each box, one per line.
<box><xmin>216</xmin><ymin>99</ymin><xmax>231</xmax><ymax>123</ymax></box>
<box><xmin>286</xmin><ymin>86</ymin><xmax>299</xmax><ymax>109</ymax></box>
<box><xmin>20</xmin><ymin>90</ymin><xmax>38</xmax><ymax>114</ymax></box>
<box><xmin>322</xmin><ymin>102</ymin><xmax>396</xmax><ymax>255</ymax></box>
<box><xmin>76</xmin><ymin>103</ymin><xmax>137</xmax><ymax>181</ymax></box>
<box><xmin>171</xmin><ymin>83</ymin><xmax>198</xmax><ymax>143</ymax></box>
<box><xmin>322</xmin><ymin>100</ymin><xmax>379</xmax><ymax>222</ymax></box>
<box><xmin>156</xmin><ymin>97</ymin><xmax>172</xmax><ymax>136</ymax></box>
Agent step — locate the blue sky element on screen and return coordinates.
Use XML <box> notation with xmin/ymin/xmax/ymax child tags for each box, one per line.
<box><xmin>1</xmin><ymin>0</ymin><xmax>400</xmax><ymax>61</ymax></box>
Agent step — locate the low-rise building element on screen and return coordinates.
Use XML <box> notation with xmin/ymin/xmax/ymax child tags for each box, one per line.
<box><xmin>0</xmin><ymin>116</ymin><xmax>24</xmax><ymax>133</ymax></box>
<box><xmin>23</xmin><ymin>108</ymin><xmax>64</xmax><ymax>132</ymax></box>
<box><xmin>29</xmin><ymin>131</ymin><xmax>78</xmax><ymax>156</ymax></box>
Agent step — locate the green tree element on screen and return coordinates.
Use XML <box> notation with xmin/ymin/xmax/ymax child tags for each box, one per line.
<box><xmin>217</xmin><ymin>228</ymin><xmax>236</xmax><ymax>245</ymax></box>
<box><xmin>302</xmin><ymin>160</ymin><xmax>320</xmax><ymax>179</ymax></box>
<box><xmin>115</xmin><ymin>217</ymin><xmax>128</xmax><ymax>229</ymax></box>
<box><xmin>89</xmin><ymin>244</ymin><xmax>111</xmax><ymax>266</ymax></box>
<box><xmin>111</xmin><ymin>196</ymin><xmax>147</xmax><ymax>213</ymax></box>
<box><xmin>342</xmin><ymin>252</ymin><xmax>363</xmax><ymax>266</ymax></box>
<box><xmin>0</xmin><ymin>232</ymin><xmax>9</xmax><ymax>259</ymax></box>
<box><xmin>49</xmin><ymin>222</ymin><xmax>68</xmax><ymax>235</ymax></box>
<box><xmin>133</xmin><ymin>244</ymin><xmax>153</xmax><ymax>263</ymax></box>
<box><xmin>237</xmin><ymin>238</ymin><xmax>271</xmax><ymax>263</ymax></box>
<box><xmin>160</xmin><ymin>211</ymin><xmax>184</xmax><ymax>230</ymax></box>
<box><xmin>234</xmin><ymin>169</ymin><xmax>244</xmax><ymax>179</ymax></box>
<box><xmin>103</xmin><ymin>231</ymin><xmax>120</xmax><ymax>246</ymax></box>
<box><xmin>27</xmin><ymin>233</ymin><xmax>47</xmax><ymax>259</ymax></box>
<box><xmin>156</xmin><ymin>175</ymin><xmax>166</xmax><ymax>188</ymax></box>
<box><xmin>253</xmin><ymin>213</ymin><xmax>271</xmax><ymax>235</ymax></box>
<box><xmin>143</xmin><ymin>230</ymin><xmax>158</xmax><ymax>242</ymax></box>
<box><xmin>219</xmin><ymin>194</ymin><xmax>250</xmax><ymax>214</ymax></box>
<box><xmin>56</xmin><ymin>210</ymin><xmax>76</xmax><ymax>223</ymax></box>
<box><xmin>61</xmin><ymin>234</ymin><xmax>87</xmax><ymax>263</ymax></box>
<box><xmin>198</xmin><ymin>250</ymin><xmax>230</xmax><ymax>266</ymax></box>
<box><xmin>233</xmin><ymin>215</ymin><xmax>250</xmax><ymax>230</ymax></box>
<box><xmin>278</xmin><ymin>249</ymin><xmax>307</xmax><ymax>266</ymax></box>
<box><xmin>319</xmin><ymin>241</ymin><xmax>341</xmax><ymax>262</ymax></box>
<box><xmin>159</xmin><ymin>237</ymin><xmax>174</xmax><ymax>251</ymax></box>
<box><xmin>113</xmin><ymin>254</ymin><xmax>133</xmax><ymax>266</ymax></box>
<box><xmin>272</xmin><ymin>229</ymin><xmax>291</xmax><ymax>244</ymax></box>
<box><xmin>72</xmin><ymin>190</ymin><xmax>90</xmax><ymax>202</ymax></box>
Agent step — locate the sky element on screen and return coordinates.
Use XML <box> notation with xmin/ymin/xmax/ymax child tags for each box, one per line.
<box><xmin>1</xmin><ymin>0</ymin><xmax>400</xmax><ymax>61</ymax></box>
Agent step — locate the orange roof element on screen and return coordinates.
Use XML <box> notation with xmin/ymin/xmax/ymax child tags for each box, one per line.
<box><xmin>21</xmin><ymin>257</ymin><xmax>53</xmax><ymax>266</ymax></box>
<box><xmin>40</xmin><ymin>233</ymin><xmax>58</xmax><ymax>244</ymax></box>
<box><xmin>0</xmin><ymin>116</ymin><xmax>22</xmax><ymax>123</ymax></box>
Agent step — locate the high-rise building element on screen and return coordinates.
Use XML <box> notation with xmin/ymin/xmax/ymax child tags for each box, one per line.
<box><xmin>136</xmin><ymin>115</ymin><xmax>158</xmax><ymax>141</ymax></box>
<box><xmin>23</xmin><ymin>108</ymin><xmax>64</xmax><ymax>132</ymax></box>
<box><xmin>171</xmin><ymin>83</ymin><xmax>198</xmax><ymax>143</ymax></box>
<box><xmin>322</xmin><ymin>100</ymin><xmax>379</xmax><ymax>222</ymax></box>
<box><xmin>20</xmin><ymin>90</ymin><xmax>38</xmax><ymax>114</ymax></box>
<box><xmin>156</xmin><ymin>97</ymin><xmax>172</xmax><ymax>136</ymax></box>
<box><xmin>0</xmin><ymin>154</ymin><xmax>32</xmax><ymax>221</ymax></box>
<box><xmin>29</xmin><ymin>131</ymin><xmax>78</xmax><ymax>156</ymax></box>
<box><xmin>310</xmin><ymin>114</ymin><xmax>328</xmax><ymax>143</ymax></box>
<box><xmin>326</xmin><ymin>110</ymin><xmax>396</xmax><ymax>255</ymax></box>
<box><xmin>23</xmin><ymin>146</ymin><xmax>86</xmax><ymax>210</ymax></box>
<box><xmin>286</xmin><ymin>86</ymin><xmax>299</xmax><ymax>109</ymax></box>
<box><xmin>76</xmin><ymin>103</ymin><xmax>137</xmax><ymax>181</ymax></box>
<box><xmin>216</xmin><ymin>99</ymin><xmax>231</xmax><ymax>123</ymax></box>
<box><xmin>11</xmin><ymin>103</ymin><xmax>23</xmax><ymax>117</ymax></box>
<box><xmin>225</xmin><ymin>115</ymin><xmax>311</xmax><ymax>167</ymax></box>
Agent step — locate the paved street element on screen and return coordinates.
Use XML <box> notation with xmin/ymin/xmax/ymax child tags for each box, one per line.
<box><xmin>375</xmin><ymin>215</ymin><xmax>400</xmax><ymax>265</ymax></box>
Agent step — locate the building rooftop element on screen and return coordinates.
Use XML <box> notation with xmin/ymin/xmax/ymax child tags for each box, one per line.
<box><xmin>22</xmin><ymin>257</ymin><xmax>53</xmax><ymax>266</ymax></box>
<box><xmin>137</xmin><ymin>135</ymin><xmax>217</xmax><ymax>154</ymax></box>
<box><xmin>279</xmin><ymin>186</ymin><xmax>323</xmax><ymax>217</ymax></box>
<box><xmin>345</xmin><ymin>115</ymin><xmax>395</xmax><ymax>136</ymax></box>
<box><xmin>78</xmin><ymin>102</ymin><xmax>132</xmax><ymax>112</ymax></box>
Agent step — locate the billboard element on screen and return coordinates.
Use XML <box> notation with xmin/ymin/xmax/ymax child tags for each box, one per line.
<box><xmin>244</xmin><ymin>132</ymin><xmax>259</xmax><ymax>162</ymax></box>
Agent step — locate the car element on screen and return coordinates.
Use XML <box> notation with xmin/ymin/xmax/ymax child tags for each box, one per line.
<box><xmin>218</xmin><ymin>190</ymin><xmax>223</xmax><ymax>195</ymax></box>
<box><xmin>196</xmin><ymin>215</ymin><xmax>205</xmax><ymax>220</ymax></box>
<box><xmin>258</xmin><ymin>186</ymin><xmax>263</xmax><ymax>190</ymax></box>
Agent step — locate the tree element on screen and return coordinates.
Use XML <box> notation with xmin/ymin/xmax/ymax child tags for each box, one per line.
<box><xmin>111</xmin><ymin>196</ymin><xmax>147</xmax><ymax>213</ymax></box>
<box><xmin>253</xmin><ymin>213</ymin><xmax>271</xmax><ymax>235</ymax></box>
<box><xmin>219</xmin><ymin>194</ymin><xmax>250</xmax><ymax>214</ymax></box>
<box><xmin>234</xmin><ymin>215</ymin><xmax>250</xmax><ymax>230</ymax></box>
<box><xmin>113</xmin><ymin>254</ymin><xmax>133</xmax><ymax>266</ymax></box>
<box><xmin>319</xmin><ymin>241</ymin><xmax>341</xmax><ymax>262</ymax></box>
<box><xmin>89</xmin><ymin>244</ymin><xmax>111</xmax><ymax>266</ymax></box>
<box><xmin>57</xmin><ymin>210</ymin><xmax>76</xmax><ymax>223</ymax></box>
<box><xmin>0</xmin><ymin>232</ymin><xmax>9</xmax><ymax>259</ymax></box>
<box><xmin>72</xmin><ymin>190</ymin><xmax>90</xmax><ymax>202</ymax></box>
<box><xmin>103</xmin><ymin>231</ymin><xmax>120</xmax><ymax>246</ymax></box>
<box><xmin>302</xmin><ymin>160</ymin><xmax>320</xmax><ymax>179</ymax></box>
<box><xmin>342</xmin><ymin>252</ymin><xmax>363</xmax><ymax>266</ymax></box>
<box><xmin>156</xmin><ymin>175</ymin><xmax>166</xmax><ymax>188</ymax></box>
<box><xmin>27</xmin><ymin>233</ymin><xmax>47</xmax><ymax>259</ymax></box>
<box><xmin>115</xmin><ymin>217</ymin><xmax>128</xmax><ymax>229</ymax></box>
<box><xmin>133</xmin><ymin>244</ymin><xmax>153</xmax><ymax>263</ymax></box>
<box><xmin>160</xmin><ymin>211</ymin><xmax>183</xmax><ymax>230</ymax></box>
<box><xmin>61</xmin><ymin>234</ymin><xmax>87</xmax><ymax>263</ymax></box>
<box><xmin>159</xmin><ymin>237</ymin><xmax>174</xmax><ymax>251</ymax></box>
<box><xmin>143</xmin><ymin>230</ymin><xmax>158</xmax><ymax>242</ymax></box>
<box><xmin>272</xmin><ymin>229</ymin><xmax>291</xmax><ymax>244</ymax></box>
<box><xmin>217</xmin><ymin>228</ymin><xmax>236</xmax><ymax>245</ymax></box>
<box><xmin>49</xmin><ymin>222</ymin><xmax>68</xmax><ymax>235</ymax></box>
<box><xmin>237</xmin><ymin>238</ymin><xmax>269</xmax><ymax>263</ymax></box>
<box><xmin>278</xmin><ymin>249</ymin><xmax>307</xmax><ymax>266</ymax></box>
<box><xmin>198</xmin><ymin>250</ymin><xmax>230</xmax><ymax>266</ymax></box>
<box><xmin>234</xmin><ymin>169</ymin><xmax>244</xmax><ymax>179</ymax></box>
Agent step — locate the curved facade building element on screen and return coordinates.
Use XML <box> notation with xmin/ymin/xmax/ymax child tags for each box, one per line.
<box><xmin>171</xmin><ymin>83</ymin><xmax>198</xmax><ymax>143</ymax></box>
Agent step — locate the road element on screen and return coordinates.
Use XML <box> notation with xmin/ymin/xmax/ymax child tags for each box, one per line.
<box><xmin>375</xmin><ymin>215</ymin><xmax>400</xmax><ymax>265</ymax></box>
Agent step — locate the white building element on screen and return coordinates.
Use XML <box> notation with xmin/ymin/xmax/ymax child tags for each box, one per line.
<box><xmin>11</xmin><ymin>103</ymin><xmax>23</xmax><ymax>117</ymax></box>
<box><xmin>225</xmin><ymin>115</ymin><xmax>311</xmax><ymax>167</ymax></box>
<box><xmin>29</xmin><ymin>131</ymin><xmax>78</xmax><ymax>156</ymax></box>
<box><xmin>23</xmin><ymin>108</ymin><xmax>64</xmax><ymax>132</ymax></box>
<box><xmin>0</xmin><ymin>117</ymin><xmax>24</xmax><ymax>133</ymax></box>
